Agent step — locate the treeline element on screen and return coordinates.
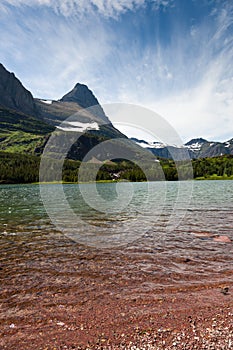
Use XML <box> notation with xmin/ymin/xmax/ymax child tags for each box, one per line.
<box><xmin>1</xmin><ymin>152</ymin><xmax>233</xmax><ymax>184</ymax></box>
<box><xmin>192</xmin><ymin>156</ymin><xmax>233</xmax><ymax>179</ymax></box>
<box><xmin>0</xmin><ymin>152</ymin><xmax>40</xmax><ymax>183</ymax></box>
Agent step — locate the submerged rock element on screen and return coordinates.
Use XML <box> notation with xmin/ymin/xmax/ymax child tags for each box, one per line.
<box><xmin>213</xmin><ymin>235</ymin><xmax>231</xmax><ymax>243</ymax></box>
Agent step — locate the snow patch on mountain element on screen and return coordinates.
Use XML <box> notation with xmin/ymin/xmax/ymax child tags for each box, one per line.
<box><xmin>57</xmin><ymin>121</ymin><xmax>99</xmax><ymax>132</ymax></box>
<box><xmin>40</xmin><ymin>99</ymin><xmax>53</xmax><ymax>105</ymax></box>
<box><xmin>135</xmin><ymin>140</ymin><xmax>166</xmax><ymax>149</ymax></box>
<box><xmin>185</xmin><ymin>142</ymin><xmax>203</xmax><ymax>152</ymax></box>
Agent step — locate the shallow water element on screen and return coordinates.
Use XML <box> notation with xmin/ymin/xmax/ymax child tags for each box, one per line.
<box><xmin>0</xmin><ymin>181</ymin><xmax>233</xmax><ymax>291</ymax></box>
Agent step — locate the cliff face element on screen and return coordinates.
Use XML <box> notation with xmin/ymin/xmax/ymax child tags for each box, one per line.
<box><xmin>0</xmin><ymin>64</ymin><xmax>37</xmax><ymax>116</ymax></box>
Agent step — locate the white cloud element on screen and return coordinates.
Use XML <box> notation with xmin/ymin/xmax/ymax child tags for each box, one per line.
<box><xmin>0</xmin><ymin>3</ymin><xmax>113</xmax><ymax>98</ymax></box>
<box><xmin>144</xmin><ymin>50</ymin><xmax>233</xmax><ymax>142</ymax></box>
<box><xmin>0</xmin><ymin>0</ymin><xmax>175</xmax><ymax>100</ymax></box>
<box><xmin>103</xmin><ymin>2</ymin><xmax>233</xmax><ymax>142</ymax></box>
<box><xmin>1</xmin><ymin>0</ymin><xmax>173</xmax><ymax>17</ymax></box>
<box><xmin>0</xmin><ymin>0</ymin><xmax>232</xmax><ymax>143</ymax></box>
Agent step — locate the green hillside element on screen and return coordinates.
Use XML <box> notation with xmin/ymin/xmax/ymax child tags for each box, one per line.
<box><xmin>0</xmin><ymin>106</ymin><xmax>54</xmax><ymax>154</ymax></box>
<box><xmin>0</xmin><ymin>106</ymin><xmax>54</xmax><ymax>134</ymax></box>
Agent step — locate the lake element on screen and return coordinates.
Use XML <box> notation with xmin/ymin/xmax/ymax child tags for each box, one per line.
<box><xmin>1</xmin><ymin>180</ymin><xmax>232</xmax><ymax>288</ymax></box>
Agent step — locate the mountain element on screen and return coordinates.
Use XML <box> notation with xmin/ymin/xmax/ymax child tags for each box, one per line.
<box><xmin>60</xmin><ymin>83</ymin><xmax>108</xmax><ymax>122</ymax></box>
<box><xmin>0</xmin><ymin>64</ymin><xmax>55</xmax><ymax>154</ymax></box>
<box><xmin>3</xmin><ymin>62</ymin><xmax>231</xmax><ymax>163</ymax></box>
<box><xmin>0</xmin><ymin>63</ymin><xmax>122</xmax><ymax>158</ymax></box>
<box><xmin>0</xmin><ymin>63</ymin><xmax>152</xmax><ymax>162</ymax></box>
<box><xmin>131</xmin><ymin>137</ymin><xmax>192</xmax><ymax>160</ymax></box>
<box><xmin>186</xmin><ymin>138</ymin><xmax>233</xmax><ymax>158</ymax></box>
<box><xmin>35</xmin><ymin>83</ymin><xmax>110</xmax><ymax>127</ymax></box>
<box><xmin>0</xmin><ymin>63</ymin><xmax>37</xmax><ymax>117</ymax></box>
<box><xmin>132</xmin><ymin>137</ymin><xmax>233</xmax><ymax>159</ymax></box>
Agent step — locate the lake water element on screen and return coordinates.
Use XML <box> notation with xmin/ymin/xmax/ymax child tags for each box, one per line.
<box><xmin>1</xmin><ymin>180</ymin><xmax>233</xmax><ymax>291</ymax></box>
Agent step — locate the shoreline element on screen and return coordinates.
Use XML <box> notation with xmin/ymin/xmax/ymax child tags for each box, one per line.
<box><xmin>0</xmin><ymin>177</ymin><xmax>233</xmax><ymax>186</ymax></box>
<box><xmin>1</xmin><ymin>279</ymin><xmax>232</xmax><ymax>349</ymax></box>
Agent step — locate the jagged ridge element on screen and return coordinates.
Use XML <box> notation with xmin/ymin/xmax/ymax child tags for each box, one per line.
<box><xmin>132</xmin><ymin>137</ymin><xmax>233</xmax><ymax>159</ymax></box>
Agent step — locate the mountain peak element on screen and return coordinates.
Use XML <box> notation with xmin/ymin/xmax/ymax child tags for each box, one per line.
<box><xmin>74</xmin><ymin>82</ymin><xmax>89</xmax><ymax>89</ymax></box>
<box><xmin>60</xmin><ymin>82</ymin><xmax>99</xmax><ymax>108</ymax></box>
<box><xmin>60</xmin><ymin>83</ymin><xmax>108</xmax><ymax>122</ymax></box>
<box><xmin>185</xmin><ymin>138</ymin><xmax>208</xmax><ymax>146</ymax></box>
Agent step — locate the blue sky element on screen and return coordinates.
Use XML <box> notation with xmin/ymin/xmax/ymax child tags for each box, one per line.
<box><xmin>0</xmin><ymin>0</ymin><xmax>233</xmax><ymax>142</ymax></box>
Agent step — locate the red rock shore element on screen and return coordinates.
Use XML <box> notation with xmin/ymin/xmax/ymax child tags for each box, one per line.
<box><xmin>0</xmin><ymin>234</ymin><xmax>232</xmax><ymax>349</ymax></box>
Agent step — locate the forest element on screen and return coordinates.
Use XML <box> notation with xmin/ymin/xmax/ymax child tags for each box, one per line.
<box><xmin>0</xmin><ymin>151</ymin><xmax>233</xmax><ymax>184</ymax></box>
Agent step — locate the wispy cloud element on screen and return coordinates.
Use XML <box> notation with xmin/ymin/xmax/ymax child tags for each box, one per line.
<box><xmin>0</xmin><ymin>3</ymin><xmax>112</xmax><ymax>98</ymax></box>
<box><xmin>0</xmin><ymin>0</ymin><xmax>232</xmax><ymax>142</ymax></box>
<box><xmin>1</xmin><ymin>0</ymin><xmax>173</xmax><ymax>17</ymax></box>
<box><xmin>0</xmin><ymin>0</ymin><xmax>173</xmax><ymax>99</ymax></box>
<box><xmin>109</xmin><ymin>1</ymin><xmax>233</xmax><ymax>141</ymax></box>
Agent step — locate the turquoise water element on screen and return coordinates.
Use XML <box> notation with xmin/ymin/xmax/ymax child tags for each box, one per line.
<box><xmin>1</xmin><ymin>181</ymin><xmax>233</xmax><ymax>239</ymax></box>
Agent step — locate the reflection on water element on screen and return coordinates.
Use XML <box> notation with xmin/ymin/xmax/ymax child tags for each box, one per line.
<box><xmin>0</xmin><ymin>181</ymin><xmax>233</xmax><ymax>288</ymax></box>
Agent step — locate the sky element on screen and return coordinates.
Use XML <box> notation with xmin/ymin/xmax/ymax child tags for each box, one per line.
<box><xmin>0</xmin><ymin>0</ymin><xmax>233</xmax><ymax>142</ymax></box>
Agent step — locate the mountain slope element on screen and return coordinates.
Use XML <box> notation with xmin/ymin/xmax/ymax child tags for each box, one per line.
<box><xmin>0</xmin><ymin>105</ymin><xmax>53</xmax><ymax>135</ymax></box>
<box><xmin>0</xmin><ymin>64</ymin><xmax>56</xmax><ymax>155</ymax></box>
<box><xmin>0</xmin><ymin>105</ymin><xmax>54</xmax><ymax>154</ymax></box>
<box><xmin>35</xmin><ymin>83</ymin><xmax>110</xmax><ymax>127</ymax></box>
<box><xmin>0</xmin><ymin>64</ymin><xmax>37</xmax><ymax>116</ymax></box>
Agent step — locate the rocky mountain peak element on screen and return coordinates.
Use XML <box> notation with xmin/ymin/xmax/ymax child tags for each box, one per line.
<box><xmin>185</xmin><ymin>138</ymin><xmax>208</xmax><ymax>146</ymax></box>
<box><xmin>0</xmin><ymin>63</ymin><xmax>36</xmax><ymax>116</ymax></box>
<box><xmin>60</xmin><ymin>83</ymin><xmax>108</xmax><ymax>122</ymax></box>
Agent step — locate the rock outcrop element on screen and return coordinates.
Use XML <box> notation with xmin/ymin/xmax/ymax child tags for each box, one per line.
<box><xmin>0</xmin><ymin>63</ymin><xmax>37</xmax><ymax>116</ymax></box>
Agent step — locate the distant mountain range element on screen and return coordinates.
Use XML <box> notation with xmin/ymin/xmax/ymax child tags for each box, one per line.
<box><xmin>131</xmin><ymin>137</ymin><xmax>233</xmax><ymax>160</ymax></box>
